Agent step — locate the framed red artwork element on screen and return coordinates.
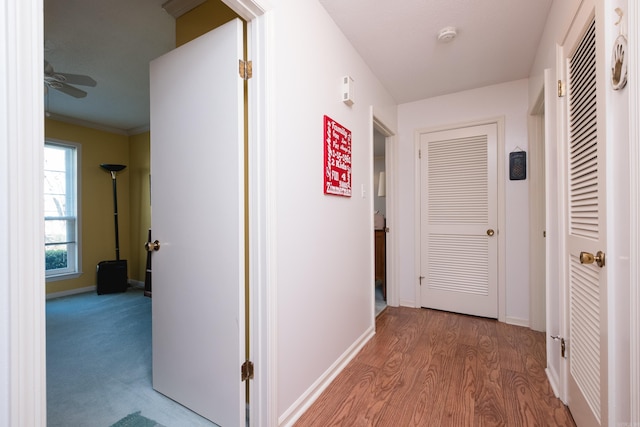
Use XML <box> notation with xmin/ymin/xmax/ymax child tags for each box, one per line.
<box><xmin>323</xmin><ymin>115</ymin><xmax>352</xmax><ymax>197</ymax></box>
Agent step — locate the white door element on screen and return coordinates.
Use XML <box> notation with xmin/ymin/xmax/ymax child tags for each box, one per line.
<box><xmin>561</xmin><ymin>3</ymin><xmax>607</xmax><ymax>426</ymax></box>
<box><xmin>149</xmin><ymin>19</ymin><xmax>245</xmax><ymax>426</ymax></box>
<box><xmin>419</xmin><ymin>124</ymin><xmax>498</xmax><ymax>318</ymax></box>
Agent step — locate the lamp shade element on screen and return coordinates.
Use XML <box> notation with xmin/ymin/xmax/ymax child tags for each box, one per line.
<box><xmin>378</xmin><ymin>171</ymin><xmax>386</xmax><ymax>197</ymax></box>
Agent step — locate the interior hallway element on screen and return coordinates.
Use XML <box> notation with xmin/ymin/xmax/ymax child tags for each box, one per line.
<box><xmin>295</xmin><ymin>306</ymin><xmax>576</xmax><ymax>426</ymax></box>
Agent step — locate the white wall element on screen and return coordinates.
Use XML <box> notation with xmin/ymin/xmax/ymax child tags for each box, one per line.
<box><xmin>268</xmin><ymin>0</ymin><xmax>397</xmax><ymax>422</ymax></box>
<box><xmin>396</xmin><ymin>79</ymin><xmax>531</xmax><ymax>323</ymax></box>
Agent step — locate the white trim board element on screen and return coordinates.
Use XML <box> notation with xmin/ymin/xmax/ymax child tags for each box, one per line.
<box><xmin>628</xmin><ymin>0</ymin><xmax>640</xmax><ymax>423</ymax></box>
<box><xmin>277</xmin><ymin>326</ymin><xmax>375</xmax><ymax>426</ymax></box>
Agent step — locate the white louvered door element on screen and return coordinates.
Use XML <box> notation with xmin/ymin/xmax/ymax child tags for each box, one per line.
<box><xmin>562</xmin><ymin>5</ymin><xmax>607</xmax><ymax>426</ymax></box>
<box><xmin>419</xmin><ymin>123</ymin><xmax>498</xmax><ymax>318</ymax></box>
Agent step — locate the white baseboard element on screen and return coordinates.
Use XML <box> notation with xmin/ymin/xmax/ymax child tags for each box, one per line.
<box><xmin>129</xmin><ymin>280</ymin><xmax>144</xmax><ymax>289</ymax></box>
<box><xmin>46</xmin><ymin>286</ymin><xmax>96</xmax><ymax>300</ymax></box>
<box><xmin>278</xmin><ymin>325</ymin><xmax>376</xmax><ymax>426</ymax></box>
<box><xmin>545</xmin><ymin>366</ymin><xmax>564</xmax><ymax>403</ymax></box>
<box><xmin>505</xmin><ymin>316</ymin><xmax>529</xmax><ymax>328</ymax></box>
<box><xmin>46</xmin><ymin>280</ymin><xmax>142</xmax><ymax>300</ymax></box>
<box><xmin>399</xmin><ymin>299</ymin><xmax>417</xmax><ymax>308</ymax></box>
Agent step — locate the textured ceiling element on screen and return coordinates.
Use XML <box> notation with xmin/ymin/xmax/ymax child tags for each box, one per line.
<box><xmin>43</xmin><ymin>0</ymin><xmax>553</xmax><ymax>134</ymax></box>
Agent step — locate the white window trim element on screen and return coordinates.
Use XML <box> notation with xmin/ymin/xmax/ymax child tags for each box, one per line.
<box><xmin>44</xmin><ymin>139</ymin><xmax>82</xmax><ymax>282</ymax></box>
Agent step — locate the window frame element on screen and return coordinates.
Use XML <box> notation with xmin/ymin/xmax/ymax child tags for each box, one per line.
<box><xmin>44</xmin><ymin>139</ymin><xmax>82</xmax><ymax>281</ymax></box>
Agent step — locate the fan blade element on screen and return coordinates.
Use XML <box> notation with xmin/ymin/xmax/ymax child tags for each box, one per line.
<box><xmin>51</xmin><ymin>82</ymin><xmax>87</xmax><ymax>98</ymax></box>
<box><xmin>55</xmin><ymin>72</ymin><xmax>97</xmax><ymax>87</ymax></box>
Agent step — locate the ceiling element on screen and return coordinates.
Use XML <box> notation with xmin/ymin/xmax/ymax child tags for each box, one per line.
<box><xmin>44</xmin><ymin>0</ymin><xmax>175</xmax><ymax>133</ymax></box>
<box><xmin>43</xmin><ymin>0</ymin><xmax>553</xmax><ymax>134</ymax></box>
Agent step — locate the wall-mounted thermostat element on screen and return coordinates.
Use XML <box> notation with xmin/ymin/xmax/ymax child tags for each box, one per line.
<box><xmin>342</xmin><ymin>75</ymin><xmax>354</xmax><ymax>106</ymax></box>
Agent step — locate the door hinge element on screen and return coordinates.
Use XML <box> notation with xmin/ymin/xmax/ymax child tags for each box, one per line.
<box><xmin>241</xmin><ymin>360</ymin><xmax>254</xmax><ymax>381</ymax></box>
<box><xmin>419</xmin><ymin>275</ymin><xmax>425</xmax><ymax>286</ymax></box>
<box><xmin>557</xmin><ymin>80</ymin><xmax>565</xmax><ymax>97</ymax></box>
<box><xmin>418</xmin><ymin>149</ymin><xmax>421</xmax><ymax>159</ymax></box>
<box><xmin>551</xmin><ymin>335</ymin><xmax>567</xmax><ymax>358</ymax></box>
<box><xmin>239</xmin><ymin>60</ymin><xmax>253</xmax><ymax>80</ymax></box>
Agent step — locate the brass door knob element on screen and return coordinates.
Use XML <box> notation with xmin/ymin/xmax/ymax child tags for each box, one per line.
<box><xmin>487</xmin><ymin>229</ymin><xmax>495</xmax><ymax>236</ymax></box>
<box><xmin>579</xmin><ymin>250</ymin><xmax>605</xmax><ymax>268</ymax></box>
<box><xmin>145</xmin><ymin>240</ymin><xmax>160</xmax><ymax>252</ymax></box>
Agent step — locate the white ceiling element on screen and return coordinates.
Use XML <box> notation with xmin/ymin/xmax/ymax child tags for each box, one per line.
<box><xmin>43</xmin><ymin>0</ymin><xmax>553</xmax><ymax>134</ymax></box>
<box><xmin>319</xmin><ymin>0</ymin><xmax>553</xmax><ymax>104</ymax></box>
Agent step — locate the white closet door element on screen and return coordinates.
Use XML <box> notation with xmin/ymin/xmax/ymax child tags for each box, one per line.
<box><xmin>419</xmin><ymin>123</ymin><xmax>498</xmax><ymax>318</ymax></box>
<box><xmin>562</xmin><ymin>5</ymin><xmax>608</xmax><ymax>425</ymax></box>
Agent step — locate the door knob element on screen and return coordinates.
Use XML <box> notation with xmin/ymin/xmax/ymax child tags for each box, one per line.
<box><xmin>145</xmin><ymin>240</ymin><xmax>160</xmax><ymax>252</ymax></box>
<box><xmin>487</xmin><ymin>229</ymin><xmax>495</xmax><ymax>236</ymax></box>
<box><xmin>579</xmin><ymin>250</ymin><xmax>605</xmax><ymax>268</ymax></box>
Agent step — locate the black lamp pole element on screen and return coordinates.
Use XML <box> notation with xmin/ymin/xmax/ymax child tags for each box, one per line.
<box><xmin>100</xmin><ymin>163</ymin><xmax>126</xmax><ymax>260</ymax></box>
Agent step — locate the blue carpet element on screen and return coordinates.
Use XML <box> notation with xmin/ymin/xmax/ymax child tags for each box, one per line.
<box><xmin>110</xmin><ymin>411</ymin><xmax>163</xmax><ymax>427</ymax></box>
<box><xmin>46</xmin><ymin>288</ymin><xmax>216</xmax><ymax>427</ymax></box>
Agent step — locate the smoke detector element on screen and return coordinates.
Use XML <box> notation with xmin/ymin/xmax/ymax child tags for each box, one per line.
<box><xmin>437</xmin><ymin>26</ymin><xmax>458</xmax><ymax>43</ymax></box>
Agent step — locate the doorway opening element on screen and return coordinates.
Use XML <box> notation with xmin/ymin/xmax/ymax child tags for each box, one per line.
<box><xmin>373</xmin><ymin>127</ymin><xmax>387</xmax><ymax>316</ymax></box>
<box><xmin>373</xmin><ymin>116</ymin><xmax>395</xmax><ymax>316</ymax></box>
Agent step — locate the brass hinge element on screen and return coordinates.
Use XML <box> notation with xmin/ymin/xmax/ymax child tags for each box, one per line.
<box><xmin>239</xmin><ymin>60</ymin><xmax>253</xmax><ymax>80</ymax></box>
<box><xmin>557</xmin><ymin>80</ymin><xmax>565</xmax><ymax>97</ymax></box>
<box><xmin>551</xmin><ymin>335</ymin><xmax>567</xmax><ymax>358</ymax></box>
<box><xmin>241</xmin><ymin>360</ymin><xmax>254</xmax><ymax>381</ymax></box>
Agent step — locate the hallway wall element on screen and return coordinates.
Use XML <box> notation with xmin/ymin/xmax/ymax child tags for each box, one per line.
<box><xmin>268</xmin><ymin>0</ymin><xmax>397</xmax><ymax>422</ymax></box>
<box><xmin>397</xmin><ymin>79</ymin><xmax>530</xmax><ymax>324</ymax></box>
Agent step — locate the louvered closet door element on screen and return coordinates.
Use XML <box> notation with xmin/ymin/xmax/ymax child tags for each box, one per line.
<box><xmin>563</xmin><ymin>8</ymin><xmax>608</xmax><ymax>427</ymax></box>
<box><xmin>419</xmin><ymin>123</ymin><xmax>498</xmax><ymax>318</ymax></box>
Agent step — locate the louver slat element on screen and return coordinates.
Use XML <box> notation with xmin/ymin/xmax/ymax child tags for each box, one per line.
<box><xmin>428</xmin><ymin>136</ymin><xmax>488</xmax><ymax>224</ymax></box>
<box><xmin>426</xmin><ymin>135</ymin><xmax>489</xmax><ymax>296</ymax></box>
<box><xmin>568</xmin><ymin>18</ymin><xmax>601</xmax><ymax>423</ymax></box>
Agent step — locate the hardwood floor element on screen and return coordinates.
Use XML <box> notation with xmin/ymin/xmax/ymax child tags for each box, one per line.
<box><xmin>294</xmin><ymin>307</ymin><xmax>575</xmax><ymax>427</ymax></box>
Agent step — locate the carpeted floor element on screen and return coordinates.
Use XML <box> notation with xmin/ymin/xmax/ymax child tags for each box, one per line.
<box><xmin>46</xmin><ymin>288</ymin><xmax>216</xmax><ymax>427</ymax></box>
<box><xmin>375</xmin><ymin>281</ymin><xmax>387</xmax><ymax>316</ymax></box>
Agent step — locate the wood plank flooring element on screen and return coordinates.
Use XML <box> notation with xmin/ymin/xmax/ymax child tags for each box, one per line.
<box><xmin>294</xmin><ymin>307</ymin><xmax>575</xmax><ymax>427</ymax></box>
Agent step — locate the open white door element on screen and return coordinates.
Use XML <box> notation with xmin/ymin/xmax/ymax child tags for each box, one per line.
<box><xmin>419</xmin><ymin>123</ymin><xmax>498</xmax><ymax>318</ymax></box>
<box><xmin>561</xmin><ymin>2</ymin><xmax>607</xmax><ymax>425</ymax></box>
<box><xmin>149</xmin><ymin>19</ymin><xmax>245</xmax><ymax>426</ymax></box>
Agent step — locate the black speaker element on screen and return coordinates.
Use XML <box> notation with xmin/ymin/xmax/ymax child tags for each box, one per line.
<box><xmin>96</xmin><ymin>260</ymin><xmax>128</xmax><ymax>294</ymax></box>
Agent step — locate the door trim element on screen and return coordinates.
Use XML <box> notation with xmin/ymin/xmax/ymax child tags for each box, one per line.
<box><xmin>629</xmin><ymin>0</ymin><xmax>640</xmax><ymax>422</ymax></box>
<box><xmin>2</xmin><ymin>0</ymin><xmax>47</xmax><ymax>424</ymax></box>
<box><xmin>223</xmin><ymin>2</ymin><xmax>276</xmax><ymax>425</ymax></box>
<box><xmin>413</xmin><ymin>117</ymin><xmax>505</xmax><ymax>322</ymax></box>
<box><xmin>528</xmin><ymin>87</ymin><xmax>546</xmax><ymax>332</ymax></box>
<box><xmin>3</xmin><ymin>0</ymin><xmax>275</xmax><ymax>425</ymax></box>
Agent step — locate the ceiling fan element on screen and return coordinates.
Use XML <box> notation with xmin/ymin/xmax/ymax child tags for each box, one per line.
<box><xmin>44</xmin><ymin>60</ymin><xmax>97</xmax><ymax>98</ymax></box>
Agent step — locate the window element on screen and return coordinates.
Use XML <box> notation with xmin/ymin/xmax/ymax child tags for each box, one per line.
<box><xmin>44</xmin><ymin>141</ymin><xmax>80</xmax><ymax>279</ymax></box>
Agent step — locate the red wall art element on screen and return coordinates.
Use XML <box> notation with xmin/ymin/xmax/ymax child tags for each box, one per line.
<box><xmin>323</xmin><ymin>115</ymin><xmax>352</xmax><ymax>197</ymax></box>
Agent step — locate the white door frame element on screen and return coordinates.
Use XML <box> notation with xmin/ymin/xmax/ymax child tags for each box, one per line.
<box><xmin>528</xmin><ymin>88</ymin><xmax>546</xmax><ymax>333</ymax></box>
<box><xmin>1</xmin><ymin>0</ymin><xmax>46</xmax><ymax>425</ymax></box>
<box><xmin>2</xmin><ymin>0</ymin><xmax>277</xmax><ymax>425</ymax></box>
<box><xmin>413</xmin><ymin>117</ymin><xmax>506</xmax><ymax>322</ymax></box>
<box><xmin>628</xmin><ymin>0</ymin><xmax>640</xmax><ymax>423</ymax></box>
